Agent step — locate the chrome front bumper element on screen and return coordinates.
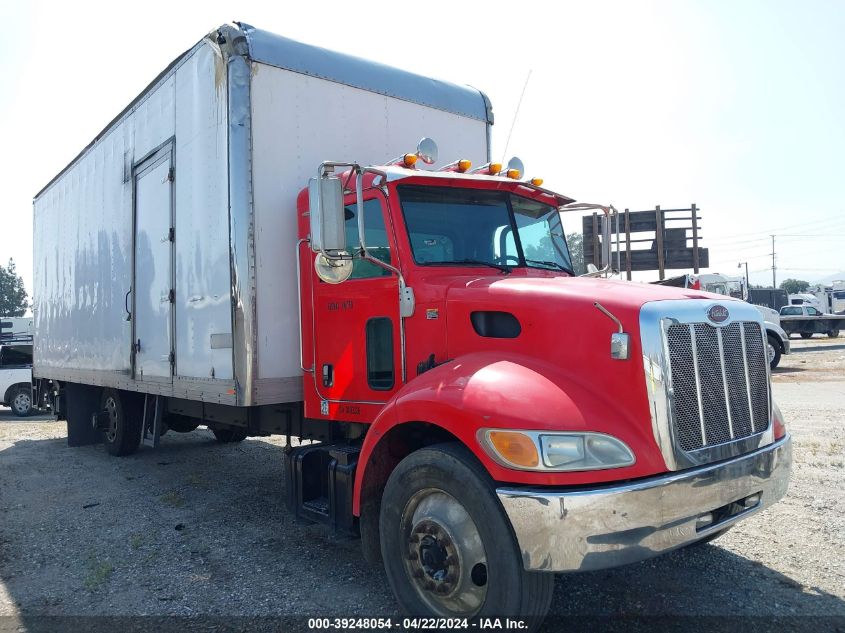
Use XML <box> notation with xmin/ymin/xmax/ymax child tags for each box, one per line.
<box><xmin>497</xmin><ymin>435</ymin><xmax>792</xmax><ymax>572</ymax></box>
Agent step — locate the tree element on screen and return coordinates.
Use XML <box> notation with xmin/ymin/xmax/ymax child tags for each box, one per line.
<box><xmin>779</xmin><ymin>278</ymin><xmax>810</xmax><ymax>295</ymax></box>
<box><xmin>0</xmin><ymin>258</ymin><xmax>29</xmax><ymax>316</ymax></box>
<box><xmin>567</xmin><ymin>232</ymin><xmax>586</xmax><ymax>275</ymax></box>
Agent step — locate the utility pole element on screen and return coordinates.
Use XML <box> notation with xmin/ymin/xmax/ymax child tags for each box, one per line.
<box><xmin>738</xmin><ymin>261</ymin><xmax>750</xmax><ymax>295</ymax></box>
<box><xmin>771</xmin><ymin>235</ymin><xmax>776</xmax><ymax>289</ymax></box>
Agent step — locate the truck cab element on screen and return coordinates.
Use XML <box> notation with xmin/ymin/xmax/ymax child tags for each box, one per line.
<box><xmin>293</xmin><ymin>141</ymin><xmax>792</xmax><ymax>622</ymax></box>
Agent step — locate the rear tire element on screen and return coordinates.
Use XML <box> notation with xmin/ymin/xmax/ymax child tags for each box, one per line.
<box><xmin>101</xmin><ymin>389</ymin><xmax>142</xmax><ymax>456</ymax></box>
<box><xmin>799</xmin><ymin>332</ymin><xmax>813</xmax><ymax>339</ymax></box>
<box><xmin>766</xmin><ymin>334</ymin><xmax>782</xmax><ymax>370</ymax></box>
<box><xmin>828</xmin><ymin>329</ymin><xmax>840</xmax><ymax>338</ymax></box>
<box><xmin>379</xmin><ymin>443</ymin><xmax>554</xmax><ymax>630</ymax></box>
<box><xmin>11</xmin><ymin>387</ymin><xmax>32</xmax><ymax>417</ymax></box>
<box><xmin>212</xmin><ymin>427</ymin><xmax>247</xmax><ymax>443</ymax></box>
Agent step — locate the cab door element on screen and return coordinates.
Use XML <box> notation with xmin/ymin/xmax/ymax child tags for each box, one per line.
<box><xmin>309</xmin><ymin>192</ymin><xmax>402</xmax><ymax>419</ymax></box>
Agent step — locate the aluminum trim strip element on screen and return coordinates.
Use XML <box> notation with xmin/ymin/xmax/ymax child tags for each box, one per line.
<box><xmin>716</xmin><ymin>327</ymin><xmax>735</xmax><ymax>439</ymax></box>
<box><xmin>688</xmin><ymin>324</ymin><xmax>708</xmax><ymax>445</ymax></box>
<box><xmin>740</xmin><ymin>324</ymin><xmax>756</xmax><ymax>433</ymax></box>
<box><xmin>238</xmin><ymin>23</ymin><xmax>491</xmax><ymax>122</ymax></box>
<box><xmin>33</xmin><ymin>367</ymin><xmax>238</xmax><ymax>405</ymax></box>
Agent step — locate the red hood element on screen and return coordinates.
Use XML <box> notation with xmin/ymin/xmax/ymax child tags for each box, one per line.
<box><xmin>437</xmin><ymin>274</ymin><xmax>729</xmax><ymax>335</ymax></box>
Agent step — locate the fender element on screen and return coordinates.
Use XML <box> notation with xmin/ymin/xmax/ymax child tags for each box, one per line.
<box><xmin>353</xmin><ymin>351</ymin><xmax>667</xmax><ymax>515</ymax></box>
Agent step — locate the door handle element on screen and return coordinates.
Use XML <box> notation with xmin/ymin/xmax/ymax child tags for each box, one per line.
<box><xmin>125</xmin><ymin>287</ymin><xmax>132</xmax><ymax>321</ymax></box>
<box><xmin>322</xmin><ymin>364</ymin><xmax>333</xmax><ymax>388</ymax></box>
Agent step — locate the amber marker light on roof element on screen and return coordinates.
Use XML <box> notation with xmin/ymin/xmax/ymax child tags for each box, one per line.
<box><xmin>506</xmin><ymin>168</ymin><xmax>521</xmax><ymax>179</ymax></box>
<box><xmin>402</xmin><ymin>154</ymin><xmax>418</xmax><ymax>167</ymax></box>
<box><xmin>530</xmin><ymin>177</ymin><xmax>544</xmax><ymax>186</ymax></box>
<box><xmin>457</xmin><ymin>159</ymin><xmax>472</xmax><ymax>172</ymax></box>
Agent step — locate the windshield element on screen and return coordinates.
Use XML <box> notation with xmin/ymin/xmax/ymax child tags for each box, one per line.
<box><xmin>397</xmin><ymin>185</ymin><xmax>573</xmax><ymax>273</ymax></box>
<box><xmin>703</xmin><ymin>280</ymin><xmax>745</xmax><ymax>300</ymax></box>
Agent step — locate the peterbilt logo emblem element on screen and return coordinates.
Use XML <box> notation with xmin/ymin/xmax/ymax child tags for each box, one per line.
<box><xmin>708</xmin><ymin>305</ymin><xmax>729</xmax><ymax>323</ymax></box>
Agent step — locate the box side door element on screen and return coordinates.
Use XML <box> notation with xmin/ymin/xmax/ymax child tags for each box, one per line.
<box><xmin>133</xmin><ymin>143</ymin><xmax>175</xmax><ymax>380</ymax></box>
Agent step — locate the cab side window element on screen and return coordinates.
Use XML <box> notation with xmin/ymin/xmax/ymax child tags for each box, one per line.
<box><xmin>344</xmin><ymin>199</ymin><xmax>392</xmax><ymax>279</ymax></box>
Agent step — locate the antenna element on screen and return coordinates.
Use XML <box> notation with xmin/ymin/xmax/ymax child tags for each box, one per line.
<box><xmin>500</xmin><ymin>69</ymin><xmax>532</xmax><ymax>164</ymax></box>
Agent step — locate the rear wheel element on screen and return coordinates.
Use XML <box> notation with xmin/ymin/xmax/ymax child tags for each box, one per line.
<box><xmin>799</xmin><ymin>332</ymin><xmax>813</xmax><ymax>339</ymax></box>
<box><xmin>766</xmin><ymin>334</ymin><xmax>782</xmax><ymax>370</ymax></box>
<box><xmin>828</xmin><ymin>329</ymin><xmax>840</xmax><ymax>338</ymax></box>
<box><xmin>212</xmin><ymin>427</ymin><xmax>247</xmax><ymax>443</ymax></box>
<box><xmin>380</xmin><ymin>443</ymin><xmax>554</xmax><ymax>629</ymax></box>
<box><xmin>11</xmin><ymin>387</ymin><xmax>32</xmax><ymax>417</ymax></box>
<box><xmin>101</xmin><ymin>389</ymin><xmax>142</xmax><ymax>456</ymax></box>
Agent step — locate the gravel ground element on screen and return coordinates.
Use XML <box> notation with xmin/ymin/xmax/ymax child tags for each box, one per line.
<box><xmin>1</xmin><ymin>337</ymin><xmax>843</xmax><ymax>631</ymax></box>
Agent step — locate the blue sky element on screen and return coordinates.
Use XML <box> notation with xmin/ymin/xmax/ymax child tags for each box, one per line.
<box><xmin>1</xmin><ymin>0</ymin><xmax>843</xmax><ymax>295</ymax></box>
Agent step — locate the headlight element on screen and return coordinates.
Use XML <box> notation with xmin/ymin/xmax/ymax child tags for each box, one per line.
<box><xmin>479</xmin><ymin>429</ymin><xmax>635</xmax><ymax>472</ymax></box>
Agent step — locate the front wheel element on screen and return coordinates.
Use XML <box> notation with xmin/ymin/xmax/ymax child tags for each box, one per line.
<box><xmin>11</xmin><ymin>387</ymin><xmax>32</xmax><ymax>417</ymax></box>
<box><xmin>379</xmin><ymin>443</ymin><xmax>554</xmax><ymax>629</ymax></box>
<box><xmin>766</xmin><ymin>334</ymin><xmax>782</xmax><ymax>370</ymax></box>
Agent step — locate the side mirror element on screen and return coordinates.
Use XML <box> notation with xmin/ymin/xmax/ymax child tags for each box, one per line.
<box><xmin>308</xmin><ymin>176</ymin><xmax>346</xmax><ymax>254</ymax></box>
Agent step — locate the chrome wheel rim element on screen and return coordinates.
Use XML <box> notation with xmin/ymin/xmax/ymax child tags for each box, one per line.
<box><xmin>767</xmin><ymin>342</ymin><xmax>776</xmax><ymax>363</ymax></box>
<box><xmin>401</xmin><ymin>489</ymin><xmax>488</xmax><ymax>617</ymax></box>
<box><xmin>104</xmin><ymin>396</ymin><xmax>118</xmax><ymax>442</ymax></box>
<box><xmin>13</xmin><ymin>392</ymin><xmax>30</xmax><ymax>415</ymax></box>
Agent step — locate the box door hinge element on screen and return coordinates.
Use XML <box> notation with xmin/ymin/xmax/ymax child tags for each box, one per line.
<box><xmin>167</xmin><ymin>166</ymin><xmax>175</xmax><ymax>182</ymax></box>
<box><xmin>168</xmin><ymin>289</ymin><xmax>175</xmax><ymax>303</ymax></box>
<box><xmin>168</xmin><ymin>227</ymin><xmax>175</xmax><ymax>242</ymax></box>
<box><xmin>169</xmin><ymin>351</ymin><xmax>175</xmax><ymax>366</ymax></box>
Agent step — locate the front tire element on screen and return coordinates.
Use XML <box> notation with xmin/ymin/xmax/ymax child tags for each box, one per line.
<box><xmin>379</xmin><ymin>443</ymin><xmax>554</xmax><ymax>629</ymax></box>
<box><xmin>11</xmin><ymin>387</ymin><xmax>32</xmax><ymax>417</ymax></box>
<box><xmin>101</xmin><ymin>389</ymin><xmax>142</xmax><ymax>456</ymax></box>
<box><xmin>766</xmin><ymin>334</ymin><xmax>782</xmax><ymax>370</ymax></box>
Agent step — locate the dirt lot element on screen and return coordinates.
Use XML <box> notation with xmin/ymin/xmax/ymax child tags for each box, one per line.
<box><xmin>1</xmin><ymin>337</ymin><xmax>843</xmax><ymax>631</ymax></box>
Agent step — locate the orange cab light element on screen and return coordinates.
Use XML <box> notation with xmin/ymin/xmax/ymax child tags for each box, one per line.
<box><xmin>402</xmin><ymin>154</ymin><xmax>418</xmax><ymax>167</ymax></box>
<box><xmin>457</xmin><ymin>159</ymin><xmax>472</xmax><ymax>172</ymax></box>
<box><xmin>487</xmin><ymin>431</ymin><xmax>539</xmax><ymax>468</ymax></box>
<box><xmin>530</xmin><ymin>177</ymin><xmax>544</xmax><ymax>186</ymax></box>
<box><xmin>506</xmin><ymin>168</ymin><xmax>521</xmax><ymax>179</ymax></box>
<box><xmin>489</xmin><ymin>162</ymin><xmax>502</xmax><ymax>175</ymax></box>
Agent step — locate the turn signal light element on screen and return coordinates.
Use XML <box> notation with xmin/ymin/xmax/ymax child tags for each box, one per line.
<box><xmin>457</xmin><ymin>159</ymin><xmax>472</xmax><ymax>172</ymax></box>
<box><xmin>402</xmin><ymin>154</ymin><xmax>418</xmax><ymax>167</ymax></box>
<box><xmin>506</xmin><ymin>168</ymin><xmax>521</xmax><ymax>179</ymax></box>
<box><xmin>530</xmin><ymin>177</ymin><xmax>544</xmax><ymax>186</ymax></box>
<box><xmin>487</xmin><ymin>431</ymin><xmax>539</xmax><ymax>468</ymax></box>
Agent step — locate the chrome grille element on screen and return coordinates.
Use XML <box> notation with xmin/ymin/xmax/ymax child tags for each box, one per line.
<box><xmin>666</xmin><ymin>321</ymin><xmax>769</xmax><ymax>452</ymax></box>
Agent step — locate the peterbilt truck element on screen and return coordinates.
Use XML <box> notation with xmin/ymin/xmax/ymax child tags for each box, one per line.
<box><xmin>32</xmin><ymin>23</ymin><xmax>791</xmax><ymax>626</ymax></box>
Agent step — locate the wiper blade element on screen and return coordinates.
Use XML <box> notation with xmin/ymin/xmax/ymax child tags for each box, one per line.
<box><xmin>422</xmin><ymin>259</ymin><xmax>512</xmax><ymax>274</ymax></box>
<box><xmin>525</xmin><ymin>258</ymin><xmax>573</xmax><ymax>274</ymax></box>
